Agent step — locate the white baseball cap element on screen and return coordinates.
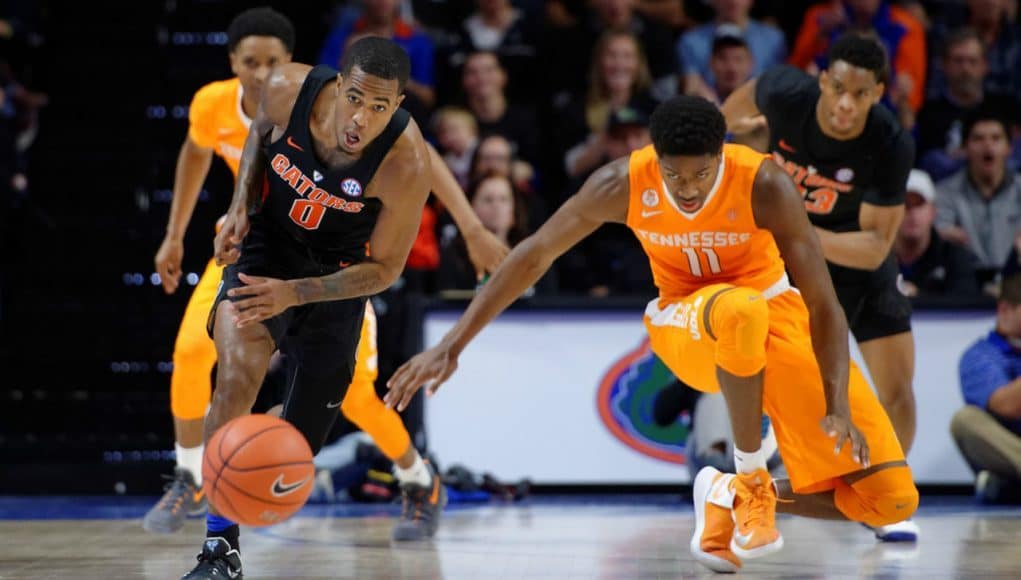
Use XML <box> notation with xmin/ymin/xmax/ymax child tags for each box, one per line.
<box><xmin>906</xmin><ymin>169</ymin><xmax>935</xmax><ymax>203</ymax></box>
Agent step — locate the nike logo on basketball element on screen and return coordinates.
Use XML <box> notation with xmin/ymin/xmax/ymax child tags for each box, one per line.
<box><xmin>286</xmin><ymin>135</ymin><xmax>304</xmax><ymax>152</ymax></box>
<box><xmin>778</xmin><ymin>139</ymin><xmax>796</xmax><ymax>153</ymax></box>
<box><xmin>641</xmin><ymin>210</ymin><xmax>663</xmax><ymax>218</ymax></box>
<box><xmin>270</xmin><ymin>474</ymin><xmax>309</xmax><ymax>497</ymax></box>
<box><xmin>326</xmin><ymin>400</ymin><xmax>343</xmax><ymax>409</ymax></box>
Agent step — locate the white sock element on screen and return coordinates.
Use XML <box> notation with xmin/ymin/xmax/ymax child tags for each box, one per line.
<box><xmin>734</xmin><ymin>445</ymin><xmax>767</xmax><ymax>474</ymax></box>
<box><xmin>176</xmin><ymin>443</ymin><xmax>204</xmax><ymax>486</ymax></box>
<box><xmin>393</xmin><ymin>453</ymin><xmax>432</xmax><ymax>487</ymax></box>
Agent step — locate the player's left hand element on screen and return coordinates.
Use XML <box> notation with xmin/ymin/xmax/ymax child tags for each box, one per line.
<box><xmin>820</xmin><ymin>414</ymin><xmax>870</xmax><ymax>468</ymax></box>
<box><xmin>464</xmin><ymin>227</ymin><xmax>510</xmax><ymax>280</ymax></box>
<box><xmin>227</xmin><ymin>273</ymin><xmax>299</xmax><ymax>328</ymax></box>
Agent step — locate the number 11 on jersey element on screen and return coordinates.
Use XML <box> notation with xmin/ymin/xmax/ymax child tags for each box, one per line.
<box><xmin>682</xmin><ymin>247</ymin><xmax>722</xmax><ymax>277</ymax></box>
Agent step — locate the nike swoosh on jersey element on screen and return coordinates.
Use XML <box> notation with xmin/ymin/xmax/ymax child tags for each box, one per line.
<box><xmin>326</xmin><ymin>399</ymin><xmax>343</xmax><ymax>409</ymax></box>
<box><xmin>641</xmin><ymin>210</ymin><xmax>663</xmax><ymax>218</ymax></box>
<box><xmin>271</xmin><ymin>474</ymin><xmax>310</xmax><ymax>497</ymax></box>
<box><xmin>286</xmin><ymin>135</ymin><xmax>305</xmax><ymax>152</ymax></box>
<box><xmin>778</xmin><ymin>139</ymin><xmax>796</xmax><ymax>153</ymax></box>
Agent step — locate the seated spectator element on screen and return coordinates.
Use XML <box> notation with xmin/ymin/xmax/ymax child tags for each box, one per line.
<box><xmin>564</xmin><ymin>101</ymin><xmax>653</xmax><ymax>188</ymax></box>
<box><xmin>318</xmin><ymin>0</ymin><xmax>436</xmax><ymax>112</ymax></box>
<box><xmin>917</xmin><ymin>28</ymin><xmax>1021</xmax><ymax>181</ymax></box>
<box><xmin>895</xmin><ymin>169</ymin><xmax>981</xmax><ymax>299</ymax></box>
<box><xmin>928</xmin><ymin>0</ymin><xmax>1021</xmax><ymax>102</ymax></box>
<box><xmin>461</xmin><ymin>51</ymin><xmax>539</xmax><ymax>165</ymax></box>
<box><xmin>705</xmin><ymin>27</ymin><xmax>755</xmax><ymax>103</ymax></box>
<box><xmin>935</xmin><ymin>110</ymin><xmax>1021</xmax><ymax>280</ymax></box>
<box><xmin>469</xmin><ymin>133</ymin><xmax>536</xmax><ymax>197</ymax></box>
<box><xmin>950</xmin><ymin>272</ymin><xmax>1021</xmax><ymax>504</ymax></box>
<box><xmin>544</xmin><ymin>0</ymin><xmax>678</xmax><ymax>101</ymax></box>
<box><xmin>436</xmin><ymin>0</ymin><xmax>540</xmax><ymax>105</ymax></box>
<box><xmin>438</xmin><ymin>173</ymin><xmax>553</xmax><ymax>295</ymax></box>
<box><xmin>558</xmin><ymin>30</ymin><xmax>659</xmax><ymax>182</ymax></box>
<box><xmin>676</xmin><ymin>0</ymin><xmax>786</xmax><ymax>102</ymax></box>
<box><xmin>432</xmin><ymin>107</ymin><xmax>479</xmax><ymax>189</ymax></box>
<box><xmin>789</xmin><ymin>0</ymin><xmax>926</xmax><ymax>128</ymax></box>
<box><xmin>557</xmin><ymin>105</ymin><xmax>655</xmax><ymax>296</ymax></box>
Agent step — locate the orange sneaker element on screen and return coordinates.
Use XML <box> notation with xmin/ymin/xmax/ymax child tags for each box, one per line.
<box><xmin>690</xmin><ymin>466</ymin><xmax>742</xmax><ymax>573</ymax></box>
<box><xmin>729</xmin><ymin>468</ymin><xmax>783</xmax><ymax>559</ymax></box>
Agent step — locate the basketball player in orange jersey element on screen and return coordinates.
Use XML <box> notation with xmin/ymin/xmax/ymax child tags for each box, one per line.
<box><xmin>148</xmin><ymin>4</ymin><xmax>507</xmax><ymax>546</ymax></box>
<box><xmin>386</xmin><ymin>96</ymin><xmax>919</xmax><ymax>573</ymax></box>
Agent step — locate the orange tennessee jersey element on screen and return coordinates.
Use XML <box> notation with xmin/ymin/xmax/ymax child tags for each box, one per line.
<box><xmin>625</xmin><ymin>143</ymin><xmax>788</xmax><ymax>301</ymax></box>
<box><xmin>187</xmin><ymin>77</ymin><xmax>251</xmax><ymax>177</ymax></box>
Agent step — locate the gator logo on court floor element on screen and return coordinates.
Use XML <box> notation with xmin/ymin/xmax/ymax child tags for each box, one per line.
<box><xmin>596</xmin><ymin>338</ymin><xmax>690</xmax><ymax>464</ymax></box>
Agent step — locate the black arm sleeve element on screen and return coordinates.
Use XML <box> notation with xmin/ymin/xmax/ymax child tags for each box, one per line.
<box><xmin>754</xmin><ymin>65</ymin><xmax>816</xmax><ymax>120</ymax></box>
<box><xmin>864</xmin><ymin>130</ymin><xmax>915</xmax><ymax>207</ymax></box>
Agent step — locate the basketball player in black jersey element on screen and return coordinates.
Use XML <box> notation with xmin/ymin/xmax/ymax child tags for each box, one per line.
<box><xmin>182</xmin><ymin>38</ymin><xmax>433</xmax><ymax>580</ymax></box>
<box><xmin>722</xmin><ymin>34</ymin><xmax>918</xmax><ymax>542</ymax></box>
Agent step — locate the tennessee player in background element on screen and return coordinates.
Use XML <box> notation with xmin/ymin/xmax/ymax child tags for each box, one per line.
<box><xmin>722</xmin><ymin>33</ymin><xmax>919</xmax><ymax>541</ymax></box>
<box><xmin>147</xmin><ymin>9</ymin><xmax>508</xmax><ymax>537</ymax></box>
<box><xmin>386</xmin><ymin>96</ymin><xmax>918</xmax><ymax>573</ymax></box>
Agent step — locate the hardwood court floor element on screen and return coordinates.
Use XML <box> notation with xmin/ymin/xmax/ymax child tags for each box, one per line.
<box><xmin>1</xmin><ymin>495</ymin><xmax>1019</xmax><ymax>579</ymax></box>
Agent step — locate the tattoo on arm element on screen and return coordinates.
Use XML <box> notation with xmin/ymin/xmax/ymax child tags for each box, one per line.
<box><xmin>292</xmin><ymin>263</ymin><xmax>387</xmax><ymax>305</ymax></box>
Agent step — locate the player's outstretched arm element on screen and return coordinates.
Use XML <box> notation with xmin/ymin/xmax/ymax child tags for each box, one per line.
<box><xmin>426</xmin><ymin>142</ymin><xmax>510</xmax><ymax>278</ymax></box>
<box><xmin>752</xmin><ymin>160</ymin><xmax>869</xmax><ymax>467</ymax></box>
<box><xmin>214</xmin><ymin>64</ymin><xmax>306</xmax><ymax>266</ymax></box>
<box><xmin>383</xmin><ymin>158</ymin><xmax>631</xmax><ymax>411</ymax></box>
<box><xmin>155</xmin><ymin>137</ymin><xmax>214</xmax><ymax>294</ymax></box>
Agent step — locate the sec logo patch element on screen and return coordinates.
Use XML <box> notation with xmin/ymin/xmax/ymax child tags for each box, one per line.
<box><xmin>341</xmin><ymin>178</ymin><xmax>363</xmax><ymax>197</ymax></box>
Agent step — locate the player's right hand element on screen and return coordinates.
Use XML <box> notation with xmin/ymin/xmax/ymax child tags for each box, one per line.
<box><xmin>154</xmin><ymin>237</ymin><xmax>184</xmax><ymax>294</ymax></box>
<box><xmin>214</xmin><ymin>210</ymin><xmax>250</xmax><ymax>266</ymax></box>
<box><xmin>384</xmin><ymin>343</ymin><xmax>459</xmax><ymax>412</ymax></box>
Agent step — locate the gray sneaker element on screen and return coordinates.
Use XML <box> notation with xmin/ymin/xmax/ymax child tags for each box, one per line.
<box><xmin>143</xmin><ymin>467</ymin><xmax>207</xmax><ymax>533</ymax></box>
<box><xmin>391</xmin><ymin>462</ymin><xmax>447</xmax><ymax>541</ymax></box>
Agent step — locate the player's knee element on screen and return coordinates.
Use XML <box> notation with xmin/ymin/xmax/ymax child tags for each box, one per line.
<box><xmin>835</xmin><ymin>466</ymin><xmax>919</xmax><ymax>526</ymax></box>
<box><xmin>713</xmin><ymin>288</ymin><xmax>768</xmax><ymax>375</ymax></box>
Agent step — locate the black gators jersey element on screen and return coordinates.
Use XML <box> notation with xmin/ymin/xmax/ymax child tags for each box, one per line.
<box><xmin>259</xmin><ymin>65</ymin><xmax>411</xmax><ymax>264</ymax></box>
<box><xmin>755</xmin><ymin>66</ymin><xmax>914</xmax><ymax>234</ymax></box>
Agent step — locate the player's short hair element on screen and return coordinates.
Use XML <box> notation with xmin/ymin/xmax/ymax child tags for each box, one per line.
<box><xmin>649</xmin><ymin>96</ymin><xmax>727</xmax><ymax>157</ymax></box>
<box><xmin>226</xmin><ymin>7</ymin><xmax>295</xmax><ymax>53</ymax></box>
<box><xmin>341</xmin><ymin>36</ymin><xmax>411</xmax><ymax>93</ymax></box>
<box><xmin>1000</xmin><ymin>274</ymin><xmax>1021</xmax><ymax>305</ymax></box>
<box><xmin>827</xmin><ymin>33</ymin><xmax>889</xmax><ymax>84</ymax></box>
<box><xmin>962</xmin><ymin>105</ymin><xmax>1010</xmax><ymax>141</ymax></box>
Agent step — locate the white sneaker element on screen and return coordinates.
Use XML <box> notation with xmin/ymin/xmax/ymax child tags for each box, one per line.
<box><xmin>867</xmin><ymin>518</ymin><xmax>919</xmax><ymax>542</ymax></box>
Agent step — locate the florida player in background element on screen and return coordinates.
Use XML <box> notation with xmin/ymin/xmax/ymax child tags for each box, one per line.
<box><xmin>148</xmin><ymin>9</ymin><xmax>508</xmax><ymax>543</ymax></box>
<box><xmin>722</xmin><ymin>33</ymin><xmax>919</xmax><ymax>542</ymax></box>
<box><xmin>386</xmin><ymin>96</ymin><xmax>918</xmax><ymax>573</ymax></box>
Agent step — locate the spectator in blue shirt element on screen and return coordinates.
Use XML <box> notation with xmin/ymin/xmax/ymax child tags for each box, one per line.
<box><xmin>676</xmin><ymin>0</ymin><xmax>786</xmax><ymax>102</ymax></box>
<box><xmin>951</xmin><ymin>272</ymin><xmax>1021</xmax><ymax>503</ymax></box>
<box><xmin>318</xmin><ymin>0</ymin><xmax>436</xmax><ymax>113</ymax></box>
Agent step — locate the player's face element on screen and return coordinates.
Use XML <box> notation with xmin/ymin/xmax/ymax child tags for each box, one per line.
<box><xmin>472</xmin><ymin>176</ymin><xmax>516</xmax><ymax>236</ymax></box>
<box><xmin>658</xmin><ymin>152</ymin><xmax>722</xmax><ymax>213</ymax></box>
<box><xmin>965</xmin><ymin>121</ymin><xmax>1010</xmax><ymax>178</ymax></box>
<box><xmin>334</xmin><ymin>66</ymin><xmax>404</xmax><ymax>154</ymax></box>
<box><xmin>818</xmin><ymin>61</ymin><xmax>883</xmax><ymax>138</ymax></box>
<box><xmin>230</xmin><ymin>36</ymin><xmax>292</xmax><ymax>103</ymax></box>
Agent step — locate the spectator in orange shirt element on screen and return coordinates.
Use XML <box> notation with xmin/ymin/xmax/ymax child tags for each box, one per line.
<box><xmin>789</xmin><ymin>1</ymin><xmax>926</xmax><ymax>128</ymax></box>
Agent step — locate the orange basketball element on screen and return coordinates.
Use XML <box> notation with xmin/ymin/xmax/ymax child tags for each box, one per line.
<box><xmin>202</xmin><ymin>414</ymin><xmax>315</xmax><ymax>527</ymax></box>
